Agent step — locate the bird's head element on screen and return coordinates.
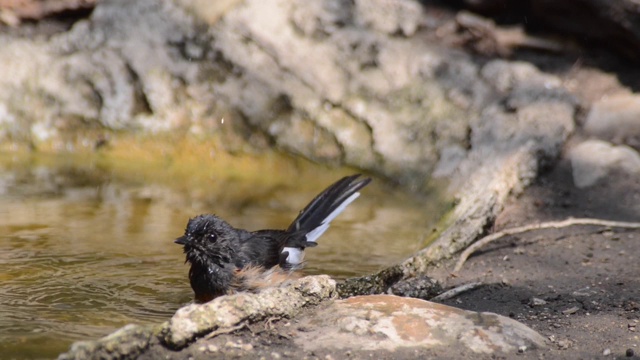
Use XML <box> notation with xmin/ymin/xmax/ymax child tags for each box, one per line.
<box><xmin>175</xmin><ymin>214</ymin><xmax>237</xmax><ymax>266</ymax></box>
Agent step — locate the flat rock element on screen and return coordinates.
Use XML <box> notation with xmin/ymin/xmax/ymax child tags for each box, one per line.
<box><xmin>569</xmin><ymin>139</ymin><xmax>640</xmax><ymax>188</ymax></box>
<box><xmin>294</xmin><ymin>294</ymin><xmax>547</xmax><ymax>354</ymax></box>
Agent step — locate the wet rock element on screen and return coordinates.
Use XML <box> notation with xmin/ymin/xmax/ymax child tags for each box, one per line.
<box><xmin>294</xmin><ymin>294</ymin><xmax>547</xmax><ymax>354</ymax></box>
<box><xmin>337</xmin><ymin>264</ymin><xmax>403</xmax><ymax>298</ymax></box>
<box><xmin>569</xmin><ymin>139</ymin><xmax>640</xmax><ymax>188</ymax></box>
<box><xmin>163</xmin><ymin>275</ymin><xmax>336</xmax><ymax>348</ymax></box>
<box><xmin>584</xmin><ymin>94</ymin><xmax>640</xmax><ymax>150</ymax></box>
<box><xmin>59</xmin><ymin>275</ymin><xmax>336</xmax><ymax>359</ymax></box>
<box><xmin>58</xmin><ymin>324</ymin><xmax>156</xmax><ymax>360</ymax></box>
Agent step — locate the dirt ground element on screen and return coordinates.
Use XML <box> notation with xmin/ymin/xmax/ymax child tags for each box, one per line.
<box><xmin>428</xmin><ymin>43</ymin><xmax>640</xmax><ymax>359</ymax></box>
<box><xmin>432</xmin><ymin>158</ymin><xmax>640</xmax><ymax>359</ymax></box>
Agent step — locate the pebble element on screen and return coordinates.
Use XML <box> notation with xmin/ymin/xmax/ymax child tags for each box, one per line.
<box><xmin>562</xmin><ymin>306</ymin><xmax>580</xmax><ymax>315</ymax></box>
<box><xmin>530</xmin><ymin>297</ymin><xmax>547</xmax><ymax>306</ymax></box>
<box><xmin>198</xmin><ymin>344</ymin><xmax>219</xmax><ymax>352</ymax></box>
<box><xmin>557</xmin><ymin>339</ymin><xmax>573</xmax><ymax>349</ymax></box>
<box><xmin>603</xmin><ymin>348</ymin><xmax>611</xmax><ymax>356</ymax></box>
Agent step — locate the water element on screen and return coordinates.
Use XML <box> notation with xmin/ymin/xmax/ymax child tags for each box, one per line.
<box><xmin>0</xmin><ymin>153</ymin><xmax>448</xmax><ymax>359</ymax></box>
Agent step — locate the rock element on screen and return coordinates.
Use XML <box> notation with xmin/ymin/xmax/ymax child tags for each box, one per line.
<box><xmin>57</xmin><ymin>324</ymin><xmax>156</xmax><ymax>360</ymax></box>
<box><xmin>353</xmin><ymin>0</ymin><xmax>423</xmax><ymax>36</ymax></box>
<box><xmin>58</xmin><ymin>275</ymin><xmax>336</xmax><ymax>359</ymax></box>
<box><xmin>163</xmin><ymin>275</ymin><xmax>336</xmax><ymax>348</ymax></box>
<box><xmin>584</xmin><ymin>94</ymin><xmax>640</xmax><ymax>150</ymax></box>
<box><xmin>529</xmin><ymin>297</ymin><xmax>547</xmax><ymax>307</ymax></box>
<box><xmin>0</xmin><ymin>0</ymin><xmax>575</xmax><ymax>188</ymax></box>
<box><xmin>337</xmin><ymin>264</ymin><xmax>403</xmax><ymax>298</ymax></box>
<box><xmin>569</xmin><ymin>140</ymin><xmax>640</xmax><ymax>188</ymax></box>
<box><xmin>387</xmin><ymin>275</ymin><xmax>443</xmax><ymax>300</ymax></box>
<box><xmin>294</xmin><ymin>294</ymin><xmax>547</xmax><ymax>354</ymax></box>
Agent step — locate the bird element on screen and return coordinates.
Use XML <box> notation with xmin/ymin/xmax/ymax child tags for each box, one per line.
<box><xmin>175</xmin><ymin>174</ymin><xmax>371</xmax><ymax>303</ymax></box>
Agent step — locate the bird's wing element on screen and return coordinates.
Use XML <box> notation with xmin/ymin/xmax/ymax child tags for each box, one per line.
<box><xmin>238</xmin><ymin>230</ymin><xmax>290</xmax><ymax>269</ymax></box>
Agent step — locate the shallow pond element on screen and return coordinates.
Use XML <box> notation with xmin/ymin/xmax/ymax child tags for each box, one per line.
<box><xmin>0</xmin><ymin>152</ymin><xmax>449</xmax><ymax>359</ymax></box>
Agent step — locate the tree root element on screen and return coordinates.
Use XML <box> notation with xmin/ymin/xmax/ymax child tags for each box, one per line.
<box><xmin>454</xmin><ymin>217</ymin><xmax>640</xmax><ymax>272</ymax></box>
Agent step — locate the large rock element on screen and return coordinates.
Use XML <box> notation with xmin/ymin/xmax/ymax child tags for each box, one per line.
<box><xmin>63</xmin><ymin>293</ymin><xmax>548</xmax><ymax>358</ymax></box>
<box><xmin>0</xmin><ymin>0</ymin><xmax>576</xmax><ymax>186</ymax></box>
<box><xmin>295</xmin><ymin>295</ymin><xmax>547</xmax><ymax>354</ymax></box>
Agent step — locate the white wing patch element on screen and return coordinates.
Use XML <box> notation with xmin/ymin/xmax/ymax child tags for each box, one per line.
<box><xmin>305</xmin><ymin>192</ymin><xmax>360</xmax><ymax>243</ymax></box>
<box><xmin>283</xmin><ymin>246</ymin><xmax>305</xmax><ymax>265</ymax></box>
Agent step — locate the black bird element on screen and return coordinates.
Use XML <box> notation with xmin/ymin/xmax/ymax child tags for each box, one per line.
<box><xmin>175</xmin><ymin>174</ymin><xmax>371</xmax><ymax>303</ymax></box>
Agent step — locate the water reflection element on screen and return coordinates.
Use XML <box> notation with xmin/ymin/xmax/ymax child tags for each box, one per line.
<box><xmin>0</xmin><ymin>155</ymin><xmax>447</xmax><ymax>359</ymax></box>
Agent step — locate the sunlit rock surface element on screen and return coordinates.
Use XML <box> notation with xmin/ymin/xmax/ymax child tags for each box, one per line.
<box><xmin>295</xmin><ymin>295</ymin><xmax>546</xmax><ymax>353</ymax></box>
<box><xmin>60</xmin><ymin>290</ymin><xmax>547</xmax><ymax>359</ymax></box>
<box><xmin>163</xmin><ymin>275</ymin><xmax>337</xmax><ymax>348</ymax></box>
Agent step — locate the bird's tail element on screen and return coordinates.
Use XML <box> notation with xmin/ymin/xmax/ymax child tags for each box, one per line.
<box><xmin>281</xmin><ymin>174</ymin><xmax>371</xmax><ymax>267</ymax></box>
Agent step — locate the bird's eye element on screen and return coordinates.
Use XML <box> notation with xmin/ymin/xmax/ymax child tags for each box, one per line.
<box><xmin>207</xmin><ymin>233</ymin><xmax>217</xmax><ymax>242</ymax></box>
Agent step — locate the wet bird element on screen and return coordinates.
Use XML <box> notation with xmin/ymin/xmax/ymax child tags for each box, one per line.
<box><xmin>175</xmin><ymin>174</ymin><xmax>371</xmax><ymax>303</ymax></box>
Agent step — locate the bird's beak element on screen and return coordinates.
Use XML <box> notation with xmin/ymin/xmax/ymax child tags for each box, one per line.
<box><xmin>174</xmin><ymin>236</ymin><xmax>188</xmax><ymax>245</ymax></box>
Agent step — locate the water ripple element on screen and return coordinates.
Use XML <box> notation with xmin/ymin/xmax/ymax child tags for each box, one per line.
<box><xmin>0</xmin><ymin>160</ymin><xmax>445</xmax><ymax>359</ymax></box>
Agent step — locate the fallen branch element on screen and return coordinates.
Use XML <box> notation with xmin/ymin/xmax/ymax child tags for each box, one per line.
<box><xmin>454</xmin><ymin>217</ymin><xmax>640</xmax><ymax>272</ymax></box>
